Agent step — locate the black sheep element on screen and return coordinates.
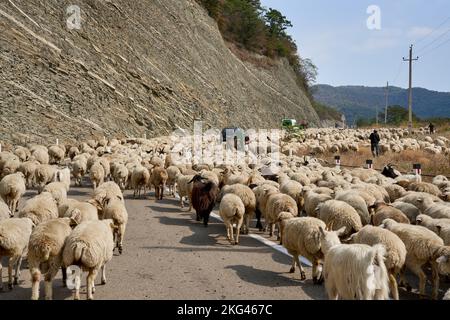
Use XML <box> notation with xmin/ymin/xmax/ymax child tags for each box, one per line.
<box><xmin>381</xmin><ymin>164</ymin><xmax>398</xmax><ymax>179</ymax></box>
<box><xmin>189</xmin><ymin>174</ymin><xmax>219</xmax><ymax>227</ymax></box>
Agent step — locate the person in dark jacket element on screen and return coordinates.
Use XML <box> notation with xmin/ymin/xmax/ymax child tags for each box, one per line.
<box><xmin>429</xmin><ymin>123</ymin><xmax>435</xmax><ymax>134</ymax></box>
<box><xmin>369</xmin><ymin>130</ymin><xmax>381</xmax><ymax>157</ymax></box>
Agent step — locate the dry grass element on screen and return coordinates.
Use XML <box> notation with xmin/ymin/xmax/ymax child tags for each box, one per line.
<box><xmin>320</xmin><ymin>147</ymin><xmax>450</xmax><ymax>179</ymax></box>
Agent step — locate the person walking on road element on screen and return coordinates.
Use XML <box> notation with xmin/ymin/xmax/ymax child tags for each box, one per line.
<box><xmin>370</xmin><ymin>129</ymin><xmax>381</xmax><ymax>157</ymax></box>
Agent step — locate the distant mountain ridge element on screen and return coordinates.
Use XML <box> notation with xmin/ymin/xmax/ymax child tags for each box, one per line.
<box><xmin>312</xmin><ymin>84</ymin><xmax>450</xmax><ymax>124</ymax></box>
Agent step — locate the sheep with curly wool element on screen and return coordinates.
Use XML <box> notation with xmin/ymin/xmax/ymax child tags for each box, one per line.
<box><xmin>35</xmin><ymin>164</ymin><xmax>57</xmax><ymax>193</ymax></box>
<box><xmin>72</xmin><ymin>158</ymin><xmax>87</xmax><ymax>187</ymax></box>
<box><xmin>112</xmin><ymin>163</ymin><xmax>128</xmax><ymax>191</ymax></box>
<box><xmin>382</xmin><ymin>218</ymin><xmax>450</xmax><ymax>299</ymax></box>
<box><xmin>32</xmin><ymin>147</ymin><xmax>49</xmax><ymax>165</ymax></box>
<box><xmin>62</xmin><ymin>219</ymin><xmax>115</xmax><ymax>300</ymax></box>
<box><xmin>0</xmin><ymin>200</ymin><xmax>11</xmax><ymax>220</ymax></box>
<box><xmin>280</xmin><ymin>180</ymin><xmax>304</xmax><ymax>214</ymax></box>
<box><xmin>166</xmin><ymin>166</ymin><xmax>181</xmax><ymax>197</ymax></box>
<box><xmin>42</xmin><ymin>182</ymin><xmax>67</xmax><ymax>207</ymax></box>
<box><xmin>19</xmin><ymin>192</ymin><xmax>58</xmax><ymax>225</ymax></box>
<box><xmin>176</xmin><ymin>174</ymin><xmax>194</xmax><ymax>210</ymax></box>
<box><xmin>102</xmin><ymin>196</ymin><xmax>128</xmax><ymax>254</ymax></box>
<box><xmin>335</xmin><ymin>190</ymin><xmax>371</xmax><ymax>225</ymax></box>
<box><xmin>0</xmin><ymin>172</ymin><xmax>26</xmax><ymax>215</ymax></box>
<box><xmin>28</xmin><ymin>217</ymin><xmax>78</xmax><ymax>300</ymax></box>
<box><xmin>219</xmin><ymin>184</ymin><xmax>256</xmax><ymax>234</ymax></box>
<box><xmin>416</xmin><ymin>214</ymin><xmax>450</xmax><ymax>234</ymax></box>
<box><xmin>219</xmin><ymin>194</ymin><xmax>245</xmax><ymax>245</ymax></box>
<box><xmin>281</xmin><ymin>216</ymin><xmax>326</xmax><ymax>282</ymax></box>
<box><xmin>90</xmin><ymin>162</ymin><xmax>105</xmax><ymax>190</ymax></box>
<box><xmin>369</xmin><ymin>202</ymin><xmax>410</xmax><ymax>226</ymax></box>
<box><xmin>0</xmin><ymin>217</ymin><xmax>34</xmax><ymax>291</ymax></box>
<box><xmin>48</xmin><ymin>145</ymin><xmax>65</xmax><ymax>165</ymax></box>
<box><xmin>18</xmin><ymin>160</ymin><xmax>40</xmax><ymax>188</ymax></box>
<box><xmin>349</xmin><ymin>225</ymin><xmax>406</xmax><ymax>300</ymax></box>
<box><xmin>303</xmin><ymin>190</ymin><xmax>333</xmax><ymax>218</ymax></box>
<box><xmin>150</xmin><ymin>167</ymin><xmax>168</xmax><ymax>200</ymax></box>
<box><xmin>316</xmin><ymin>200</ymin><xmax>362</xmax><ymax>239</ymax></box>
<box><xmin>131</xmin><ymin>165</ymin><xmax>150</xmax><ymax>198</ymax></box>
<box><xmin>264</xmin><ymin>190</ymin><xmax>298</xmax><ymax>243</ymax></box>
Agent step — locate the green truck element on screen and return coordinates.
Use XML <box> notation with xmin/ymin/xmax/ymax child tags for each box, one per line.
<box><xmin>281</xmin><ymin>119</ymin><xmax>306</xmax><ymax>140</ymax></box>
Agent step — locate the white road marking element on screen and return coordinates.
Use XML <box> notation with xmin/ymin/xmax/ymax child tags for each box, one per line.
<box><xmin>174</xmin><ymin>192</ymin><xmax>312</xmax><ymax>267</ymax></box>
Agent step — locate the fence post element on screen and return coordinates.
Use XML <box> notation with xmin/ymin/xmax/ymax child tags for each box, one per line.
<box><xmin>413</xmin><ymin>163</ymin><xmax>422</xmax><ymax>182</ymax></box>
<box><xmin>366</xmin><ymin>159</ymin><xmax>373</xmax><ymax>169</ymax></box>
<box><xmin>335</xmin><ymin>155</ymin><xmax>341</xmax><ymax>169</ymax></box>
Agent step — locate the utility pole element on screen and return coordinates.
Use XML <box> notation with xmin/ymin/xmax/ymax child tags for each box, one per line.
<box><xmin>403</xmin><ymin>45</ymin><xmax>419</xmax><ymax>133</ymax></box>
<box><xmin>385</xmin><ymin>81</ymin><xmax>389</xmax><ymax>124</ymax></box>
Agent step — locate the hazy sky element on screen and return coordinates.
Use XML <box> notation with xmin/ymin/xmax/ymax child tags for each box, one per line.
<box><xmin>261</xmin><ymin>0</ymin><xmax>450</xmax><ymax>92</ymax></box>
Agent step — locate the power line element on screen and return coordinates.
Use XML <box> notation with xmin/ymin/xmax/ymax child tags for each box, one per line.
<box><xmin>414</xmin><ymin>16</ymin><xmax>450</xmax><ymax>47</ymax></box>
<box><xmin>420</xmin><ymin>35</ymin><xmax>450</xmax><ymax>57</ymax></box>
<box><xmin>416</xmin><ymin>26</ymin><xmax>450</xmax><ymax>55</ymax></box>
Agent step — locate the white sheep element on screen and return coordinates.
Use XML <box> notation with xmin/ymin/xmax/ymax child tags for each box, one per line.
<box><xmin>391</xmin><ymin>201</ymin><xmax>421</xmax><ymax>224</ymax></box>
<box><xmin>18</xmin><ymin>192</ymin><xmax>59</xmax><ymax>225</ymax></box>
<box><xmin>280</xmin><ymin>180</ymin><xmax>304</xmax><ymax>213</ymax></box>
<box><xmin>28</xmin><ymin>217</ymin><xmax>76</xmax><ymax>300</ymax></box>
<box><xmin>62</xmin><ymin>219</ymin><xmax>115</xmax><ymax>300</ymax></box>
<box><xmin>281</xmin><ymin>216</ymin><xmax>326</xmax><ymax>282</ymax></box>
<box><xmin>55</xmin><ymin>168</ymin><xmax>71</xmax><ymax>191</ymax></box>
<box><xmin>112</xmin><ymin>163</ymin><xmax>128</xmax><ymax>190</ymax></box>
<box><xmin>416</xmin><ymin>214</ymin><xmax>450</xmax><ymax>234</ymax></box>
<box><xmin>131</xmin><ymin>165</ymin><xmax>150</xmax><ymax>198</ymax></box>
<box><xmin>17</xmin><ymin>160</ymin><xmax>40</xmax><ymax>188</ymax></box>
<box><xmin>319</xmin><ymin>227</ymin><xmax>390</xmax><ymax>300</ymax></box>
<box><xmin>0</xmin><ymin>217</ymin><xmax>34</xmax><ymax>290</ymax></box>
<box><xmin>42</xmin><ymin>182</ymin><xmax>67</xmax><ymax>207</ymax></box>
<box><xmin>90</xmin><ymin>161</ymin><xmax>105</xmax><ymax>190</ymax></box>
<box><xmin>219</xmin><ymin>194</ymin><xmax>245</xmax><ymax>245</ymax></box>
<box><xmin>176</xmin><ymin>174</ymin><xmax>194</xmax><ymax>210</ymax></box>
<box><xmin>0</xmin><ymin>200</ymin><xmax>11</xmax><ymax>220</ymax></box>
<box><xmin>72</xmin><ymin>158</ymin><xmax>87</xmax><ymax>187</ymax></box>
<box><xmin>264</xmin><ymin>190</ymin><xmax>298</xmax><ymax>242</ymax></box>
<box><xmin>32</xmin><ymin>147</ymin><xmax>49</xmax><ymax>165</ymax></box>
<box><xmin>316</xmin><ymin>200</ymin><xmax>362</xmax><ymax>239</ymax></box>
<box><xmin>349</xmin><ymin>225</ymin><xmax>406</xmax><ymax>300</ymax></box>
<box><xmin>35</xmin><ymin>164</ymin><xmax>57</xmax><ymax>193</ymax></box>
<box><xmin>0</xmin><ymin>172</ymin><xmax>26</xmax><ymax>215</ymax></box>
<box><xmin>64</xmin><ymin>202</ymin><xmax>99</xmax><ymax>223</ymax></box>
<box><xmin>382</xmin><ymin>218</ymin><xmax>450</xmax><ymax>299</ymax></box>
<box><xmin>219</xmin><ymin>184</ymin><xmax>256</xmax><ymax>234</ymax></box>
<box><xmin>150</xmin><ymin>167</ymin><xmax>168</xmax><ymax>200</ymax></box>
<box><xmin>303</xmin><ymin>190</ymin><xmax>333</xmax><ymax>217</ymax></box>
<box><xmin>48</xmin><ymin>145</ymin><xmax>65</xmax><ymax>164</ymax></box>
<box><xmin>335</xmin><ymin>190</ymin><xmax>371</xmax><ymax>225</ymax></box>
<box><xmin>166</xmin><ymin>166</ymin><xmax>181</xmax><ymax>197</ymax></box>
<box><xmin>102</xmin><ymin>196</ymin><xmax>128</xmax><ymax>254</ymax></box>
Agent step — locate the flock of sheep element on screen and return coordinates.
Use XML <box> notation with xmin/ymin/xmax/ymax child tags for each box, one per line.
<box><xmin>282</xmin><ymin>127</ymin><xmax>450</xmax><ymax>156</ymax></box>
<box><xmin>0</xmin><ymin>127</ymin><xmax>449</xmax><ymax>300</ymax></box>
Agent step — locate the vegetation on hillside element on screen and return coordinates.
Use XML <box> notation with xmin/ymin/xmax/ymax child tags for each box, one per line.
<box><xmin>197</xmin><ymin>0</ymin><xmax>317</xmax><ymax>94</ymax></box>
<box><xmin>356</xmin><ymin>105</ymin><xmax>420</xmax><ymax>127</ymax></box>
<box><xmin>312</xmin><ymin>101</ymin><xmax>342</xmax><ymax>122</ymax></box>
<box><xmin>313</xmin><ymin>84</ymin><xmax>450</xmax><ymax>124</ymax></box>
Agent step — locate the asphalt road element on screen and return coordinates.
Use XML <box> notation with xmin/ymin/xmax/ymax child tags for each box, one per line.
<box><xmin>0</xmin><ymin>185</ymin><xmax>448</xmax><ymax>300</ymax></box>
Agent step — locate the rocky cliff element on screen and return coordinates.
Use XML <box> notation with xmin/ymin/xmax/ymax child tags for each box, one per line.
<box><xmin>0</xmin><ymin>0</ymin><xmax>320</xmax><ymax>144</ymax></box>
